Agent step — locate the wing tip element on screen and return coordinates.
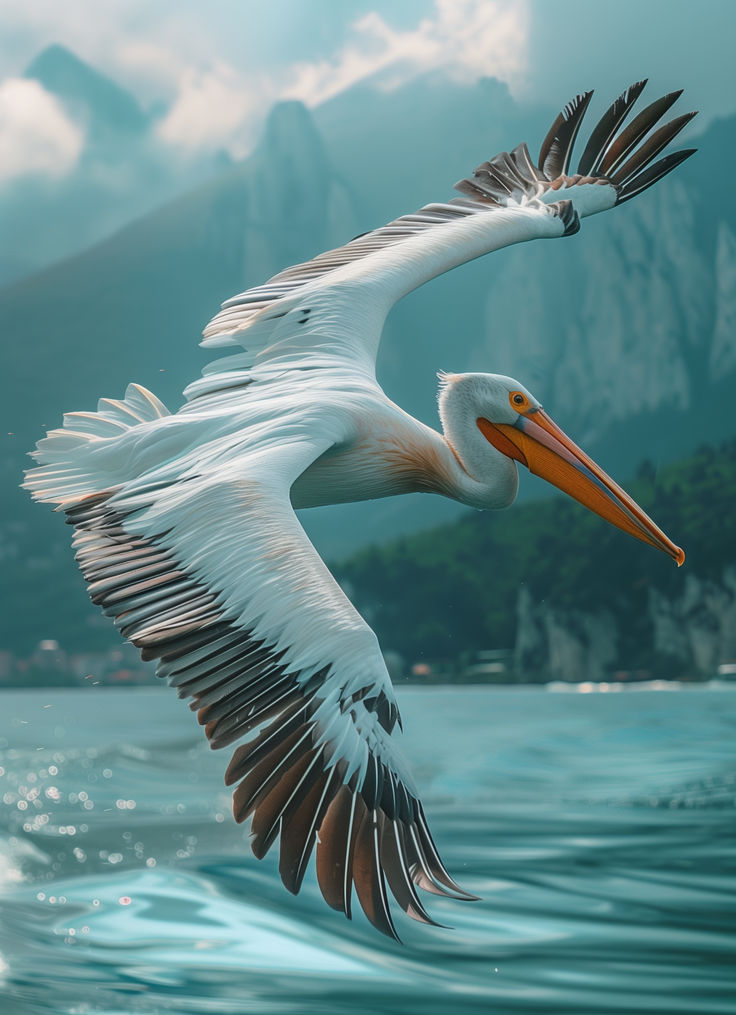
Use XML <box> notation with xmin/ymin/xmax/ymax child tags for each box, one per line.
<box><xmin>616</xmin><ymin>146</ymin><xmax>697</xmax><ymax>205</ymax></box>
<box><xmin>559</xmin><ymin>79</ymin><xmax>697</xmax><ymax>206</ymax></box>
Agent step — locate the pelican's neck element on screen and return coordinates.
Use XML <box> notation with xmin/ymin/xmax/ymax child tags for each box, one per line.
<box><xmin>390</xmin><ymin>418</ymin><xmax>509</xmax><ymax>510</ymax></box>
<box><xmin>435</xmin><ymin>376</ymin><xmax>519</xmax><ymax>509</ymax></box>
<box><xmin>431</xmin><ymin>431</ymin><xmax>514</xmax><ymax>509</ymax></box>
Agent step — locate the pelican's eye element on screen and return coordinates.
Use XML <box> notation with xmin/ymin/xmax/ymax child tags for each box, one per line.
<box><xmin>509</xmin><ymin>391</ymin><xmax>529</xmax><ymax>412</ymax></box>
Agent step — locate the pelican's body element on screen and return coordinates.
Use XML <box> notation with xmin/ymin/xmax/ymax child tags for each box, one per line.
<box><xmin>25</xmin><ymin>81</ymin><xmax>694</xmax><ymax>939</ymax></box>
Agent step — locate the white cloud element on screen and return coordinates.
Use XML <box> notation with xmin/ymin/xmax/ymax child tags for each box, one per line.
<box><xmin>0</xmin><ymin>0</ymin><xmax>530</xmax><ymax>161</ymax></box>
<box><xmin>151</xmin><ymin>0</ymin><xmax>528</xmax><ymax>157</ymax></box>
<box><xmin>114</xmin><ymin>40</ymin><xmax>188</xmax><ymax>102</ymax></box>
<box><xmin>0</xmin><ymin>78</ymin><xmax>83</xmax><ymax>183</ymax></box>
<box><xmin>282</xmin><ymin>0</ymin><xmax>529</xmax><ymax>107</ymax></box>
<box><xmin>0</xmin><ymin>0</ymin><xmax>732</xmax><ymax>166</ymax></box>
<box><xmin>156</xmin><ymin>63</ymin><xmax>258</xmax><ymax>152</ymax></box>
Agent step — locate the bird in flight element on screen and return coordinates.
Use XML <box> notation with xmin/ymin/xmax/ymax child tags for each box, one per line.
<box><xmin>25</xmin><ymin>80</ymin><xmax>694</xmax><ymax>940</ymax></box>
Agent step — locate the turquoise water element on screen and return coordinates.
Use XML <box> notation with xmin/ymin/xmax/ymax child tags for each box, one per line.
<box><xmin>0</xmin><ymin>685</ymin><xmax>734</xmax><ymax>1014</ymax></box>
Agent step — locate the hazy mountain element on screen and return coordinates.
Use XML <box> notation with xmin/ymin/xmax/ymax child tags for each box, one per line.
<box><xmin>314</xmin><ymin>72</ymin><xmax>524</xmax><ymax>224</ymax></box>
<box><xmin>0</xmin><ymin>45</ymin><xmax>220</xmax><ymax>286</ymax></box>
<box><xmin>25</xmin><ymin>44</ymin><xmax>150</xmax><ymax>140</ymax></box>
<box><xmin>2</xmin><ymin>77</ymin><xmax>735</xmax><ymax>656</ymax></box>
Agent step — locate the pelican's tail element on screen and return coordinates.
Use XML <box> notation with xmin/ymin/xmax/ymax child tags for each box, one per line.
<box><xmin>23</xmin><ymin>383</ymin><xmax>170</xmax><ymax>508</ymax></box>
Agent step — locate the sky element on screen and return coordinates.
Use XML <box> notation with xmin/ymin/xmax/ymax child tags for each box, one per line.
<box><xmin>0</xmin><ymin>0</ymin><xmax>734</xmax><ymax>180</ymax></box>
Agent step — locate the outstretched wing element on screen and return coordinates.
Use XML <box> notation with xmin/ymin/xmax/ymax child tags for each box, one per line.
<box><xmin>194</xmin><ymin>80</ymin><xmax>696</xmax><ymax>403</ymax></box>
<box><xmin>34</xmin><ymin>423</ymin><xmax>473</xmax><ymax>939</ymax></box>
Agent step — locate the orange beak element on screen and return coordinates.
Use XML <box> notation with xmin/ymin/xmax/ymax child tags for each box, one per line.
<box><xmin>478</xmin><ymin>410</ymin><xmax>684</xmax><ymax>565</ymax></box>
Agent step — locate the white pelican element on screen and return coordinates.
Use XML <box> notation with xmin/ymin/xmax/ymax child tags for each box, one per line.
<box><xmin>25</xmin><ymin>81</ymin><xmax>694</xmax><ymax>939</ymax></box>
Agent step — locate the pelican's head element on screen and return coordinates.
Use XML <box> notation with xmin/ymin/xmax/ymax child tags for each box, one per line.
<box><xmin>437</xmin><ymin>371</ymin><xmax>684</xmax><ymax>565</ymax></box>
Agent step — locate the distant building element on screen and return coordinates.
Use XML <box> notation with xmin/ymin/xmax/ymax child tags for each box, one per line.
<box><xmin>461</xmin><ymin>649</ymin><xmax>513</xmax><ymax>683</ymax></box>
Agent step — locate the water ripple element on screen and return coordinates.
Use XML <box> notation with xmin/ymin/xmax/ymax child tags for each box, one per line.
<box><xmin>0</xmin><ymin>686</ymin><xmax>734</xmax><ymax>1014</ymax></box>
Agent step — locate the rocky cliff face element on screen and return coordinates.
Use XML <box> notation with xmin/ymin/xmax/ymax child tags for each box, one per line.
<box><xmin>649</xmin><ymin>567</ymin><xmax>736</xmax><ymax>675</ymax></box>
<box><xmin>237</xmin><ymin>101</ymin><xmax>358</xmax><ymax>289</ymax></box>
<box><xmin>514</xmin><ymin>567</ymin><xmax>736</xmax><ymax>682</ymax></box>
<box><xmin>514</xmin><ymin>587</ymin><xmax>618</xmax><ymax>682</ymax></box>
<box><xmin>710</xmin><ymin>222</ymin><xmax>736</xmax><ymax>379</ymax></box>
<box><xmin>473</xmin><ymin>176</ymin><xmax>732</xmax><ymax>447</ymax></box>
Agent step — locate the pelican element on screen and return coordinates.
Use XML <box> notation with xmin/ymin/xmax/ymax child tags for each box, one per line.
<box><xmin>25</xmin><ymin>80</ymin><xmax>694</xmax><ymax>939</ymax></box>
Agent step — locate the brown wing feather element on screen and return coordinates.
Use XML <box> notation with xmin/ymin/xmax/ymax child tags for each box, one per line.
<box><xmin>380</xmin><ymin>820</ymin><xmax>442</xmax><ymax>927</ymax></box>
<box><xmin>250</xmin><ymin>747</ymin><xmax>322</xmax><ymax>860</ymax></box>
<box><xmin>279</xmin><ymin>766</ymin><xmax>340</xmax><ymax>894</ymax></box>
<box><xmin>352</xmin><ymin>807</ymin><xmax>399</xmax><ymax>940</ymax></box>
<box><xmin>316</xmin><ymin>785</ymin><xmax>357</xmax><ymax>916</ymax></box>
<box><xmin>231</xmin><ymin>727</ymin><xmax>312</xmax><ymax>821</ymax></box>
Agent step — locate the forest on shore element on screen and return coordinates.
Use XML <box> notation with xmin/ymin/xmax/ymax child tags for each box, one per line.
<box><xmin>333</xmin><ymin>441</ymin><xmax>736</xmax><ymax>683</ymax></box>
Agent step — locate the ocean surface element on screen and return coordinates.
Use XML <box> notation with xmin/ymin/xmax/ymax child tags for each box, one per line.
<box><xmin>0</xmin><ymin>685</ymin><xmax>734</xmax><ymax>1015</ymax></box>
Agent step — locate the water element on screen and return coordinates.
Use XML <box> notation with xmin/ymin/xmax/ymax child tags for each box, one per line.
<box><xmin>0</xmin><ymin>685</ymin><xmax>734</xmax><ymax>1014</ymax></box>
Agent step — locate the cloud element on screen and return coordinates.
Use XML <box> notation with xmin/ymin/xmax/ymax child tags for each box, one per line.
<box><xmin>155</xmin><ymin>63</ymin><xmax>258</xmax><ymax>152</ymax></box>
<box><xmin>282</xmin><ymin>0</ymin><xmax>529</xmax><ymax>107</ymax></box>
<box><xmin>0</xmin><ymin>0</ymin><xmax>733</xmax><ymax>164</ymax></box>
<box><xmin>0</xmin><ymin>1</ymin><xmax>528</xmax><ymax>160</ymax></box>
<box><xmin>0</xmin><ymin>78</ymin><xmax>84</xmax><ymax>183</ymax></box>
<box><xmin>151</xmin><ymin>0</ymin><xmax>528</xmax><ymax>156</ymax></box>
<box><xmin>114</xmin><ymin>40</ymin><xmax>188</xmax><ymax>101</ymax></box>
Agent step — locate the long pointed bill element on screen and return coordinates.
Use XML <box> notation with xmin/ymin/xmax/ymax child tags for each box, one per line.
<box><xmin>478</xmin><ymin>411</ymin><xmax>684</xmax><ymax>565</ymax></box>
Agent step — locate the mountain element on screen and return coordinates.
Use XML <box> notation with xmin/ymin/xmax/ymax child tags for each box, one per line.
<box><xmin>314</xmin><ymin>72</ymin><xmax>523</xmax><ymax>226</ymax></box>
<box><xmin>0</xmin><ymin>46</ymin><xmax>218</xmax><ymax>286</ymax></box>
<box><xmin>24</xmin><ymin>44</ymin><xmax>149</xmax><ymax>140</ymax></box>
<box><xmin>2</xmin><ymin>77</ymin><xmax>535</xmax><ymax>582</ymax></box>
<box><xmin>2</xmin><ymin>78</ymin><xmax>735</xmax><ymax>658</ymax></box>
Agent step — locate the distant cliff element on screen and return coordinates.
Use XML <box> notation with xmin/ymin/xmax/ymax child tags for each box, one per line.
<box><xmin>513</xmin><ymin>567</ymin><xmax>736</xmax><ymax>683</ymax></box>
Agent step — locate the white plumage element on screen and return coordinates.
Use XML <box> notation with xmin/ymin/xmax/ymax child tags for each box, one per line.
<box><xmin>25</xmin><ymin>81</ymin><xmax>694</xmax><ymax>938</ymax></box>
